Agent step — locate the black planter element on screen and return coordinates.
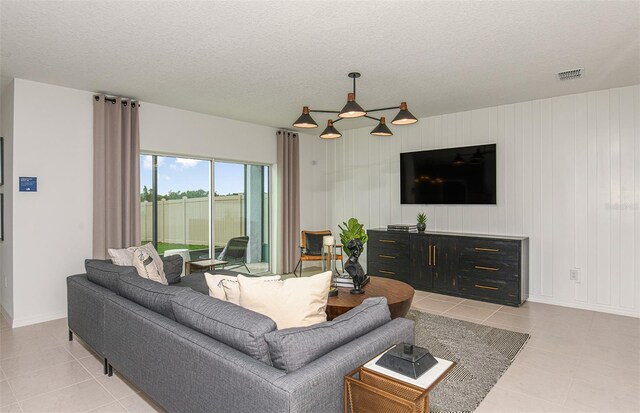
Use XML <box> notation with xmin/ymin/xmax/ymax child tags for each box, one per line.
<box><xmin>417</xmin><ymin>223</ymin><xmax>426</xmax><ymax>232</ymax></box>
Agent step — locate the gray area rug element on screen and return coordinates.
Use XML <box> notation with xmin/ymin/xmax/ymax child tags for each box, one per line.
<box><xmin>406</xmin><ymin>310</ymin><xmax>530</xmax><ymax>413</ymax></box>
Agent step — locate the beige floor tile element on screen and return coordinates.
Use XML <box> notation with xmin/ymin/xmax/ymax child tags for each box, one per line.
<box><xmin>64</xmin><ymin>339</ymin><xmax>97</xmax><ymax>360</ymax></box>
<box><xmin>497</xmin><ymin>301</ymin><xmax>557</xmax><ymax>317</ymax></box>
<box><xmin>565</xmin><ymin>378</ymin><xmax>640</xmax><ymax>413</ymax></box>
<box><xmin>0</xmin><ymin>346</ymin><xmax>75</xmax><ymax>378</ymax></box>
<box><xmin>512</xmin><ymin>346</ymin><xmax>579</xmax><ymax>376</ymax></box>
<box><xmin>118</xmin><ymin>392</ymin><xmax>166</xmax><ymax>413</ymax></box>
<box><xmin>0</xmin><ymin>380</ymin><xmax>17</xmax><ymax>407</ymax></box>
<box><xmin>413</xmin><ymin>290</ymin><xmax>430</xmax><ymax>299</ymax></box>
<box><xmin>411</xmin><ymin>298</ymin><xmax>458</xmax><ymax>313</ymax></box>
<box><xmin>0</xmin><ymin>403</ymin><xmax>21</xmax><ymax>413</ymax></box>
<box><xmin>572</xmin><ymin>356</ymin><xmax>640</xmax><ymax>392</ymax></box>
<box><xmin>8</xmin><ymin>360</ymin><xmax>91</xmax><ymax>401</ymax></box>
<box><xmin>525</xmin><ymin>332</ymin><xmax>584</xmax><ymax>356</ymax></box>
<box><xmin>529</xmin><ymin>318</ymin><xmax>592</xmax><ymax>340</ymax></box>
<box><xmin>95</xmin><ymin>372</ymin><xmax>140</xmax><ymax>400</ymax></box>
<box><xmin>475</xmin><ymin>385</ymin><xmax>567</xmax><ymax>413</ymax></box>
<box><xmin>19</xmin><ymin>379</ymin><xmax>114</xmax><ymax>413</ymax></box>
<box><xmin>428</xmin><ymin>293</ymin><xmax>466</xmax><ymax>304</ymax></box>
<box><xmin>0</xmin><ymin>316</ymin><xmax>10</xmax><ymax>331</ymax></box>
<box><xmin>484</xmin><ymin>312</ymin><xmax>536</xmax><ymax>331</ymax></box>
<box><xmin>579</xmin><ymin>341</ymin><xmax>640</xmax><ymax>371</ymax></box>
<box><xmin>444</xmin><ymin>304</ymin><xmax>497</xmax><ymax>321</ymax></box>
<box><xmin>88</xmin><ymin>401</ymin><xmax>128</xmax><ymax>413</ymax></box>
<box><xmin>438</xmin><ymin>312</ymin><xmax>480</xmax><ymax>324</ymax></box>
<box><xmin>0</xmin><ymin>368</ymin><xmax>5</xmax><ymax>381</ymax></box>
<box><xmin>460</xmin><ymin>299</ymin><xmax>503</xmax><ymax>311</ymax></box>
<box><xmin>496</xmin><ymin>363</ymin><xmax>572</xmax><ymax>405</ymax></box>
<box><xmin>78</xmin><ymin>355</ymin><xmax>106</xmax><ymax>377</ymax></box>
<box><xmin>483</xmin><ymin>321</ymin><xmax>532</xmax><ymax>334</ymax></box>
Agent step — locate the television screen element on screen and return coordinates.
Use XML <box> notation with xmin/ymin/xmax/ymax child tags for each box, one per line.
<box><xmin>400</xmin><ymin>144</ymin><xmax>496</xmax><ymax>205</ymax></box>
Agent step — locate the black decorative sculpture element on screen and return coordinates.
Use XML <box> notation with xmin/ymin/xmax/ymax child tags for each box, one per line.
<box><xmin>344</xmin><ymin>239</ymin><xmax>366</xmax><ymax>295</ymax></box>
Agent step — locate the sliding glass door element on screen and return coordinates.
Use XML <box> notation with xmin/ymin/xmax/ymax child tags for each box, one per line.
<box><xmin>214</xmin><ymin>161</ymin><xmax>270</xmax><ymax>274</ymax></box>
<box><xmin>140</xmin><ymin>154</ymin><xmax>211</xmax><ymax>259</ymax></box>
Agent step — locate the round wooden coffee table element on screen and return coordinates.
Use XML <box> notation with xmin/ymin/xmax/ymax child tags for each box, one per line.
<box><xmin>326</xmin><ymin>276</ymin><xmax>415</xmax><ymax>320</ymax></box>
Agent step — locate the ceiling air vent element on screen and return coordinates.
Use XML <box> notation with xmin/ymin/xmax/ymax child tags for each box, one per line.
<box><xmin>557</xmin><ymin>68</ymin><xmax>582</xmax><ymax>81</ymax></box>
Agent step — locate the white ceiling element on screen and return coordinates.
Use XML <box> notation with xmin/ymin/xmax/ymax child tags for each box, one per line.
<box><xmin>1</xmin><ymin>1</ymin><xmax>639</xmax><ymax>131</ymax></box>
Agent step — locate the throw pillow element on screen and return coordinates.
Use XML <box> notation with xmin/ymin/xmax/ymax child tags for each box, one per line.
<box><xmin>204</xmin><ymin>273</ymin><xmax>281</xmax><ymax>305</ymax></box>
<box><xmin>238</xmin><ymin>271</ymin><xmax>332</xmax><ymax>329</ymax></box>
<box><xmin>107</xmin><ymin>247</ymin><xmax>136</xmax><ymax>266</ymax></box>
<box><xmin>132</xmin><ymin>247</ymin><xmax>168</xmax><ymax>285</ymax></box>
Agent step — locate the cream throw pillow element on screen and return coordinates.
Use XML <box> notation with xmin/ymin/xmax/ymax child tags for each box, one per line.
<box><xmin>204</xmin><ymin>273</ymin><xmax>281</xmax><ymax>305</ymax></box>
<box><xmin>131</xmin><ymin>247</ymin><xmax>168</xmax><ymax>285</ymax></box>
<box><xmin>238</xmin><ymin>271</ymin><xmax>332</xmax><ymax>329</ymax></box>
<box><xmin>108</xmin><ymin>246</ymin><xmax>136</xmax><ymax>266</ymax></box>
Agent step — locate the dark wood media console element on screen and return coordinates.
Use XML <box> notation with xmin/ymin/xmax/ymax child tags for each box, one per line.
<box><xmin>366</xmin><ymin>229</ymin><xmax>529</xmax><ymax>307</ymax></box>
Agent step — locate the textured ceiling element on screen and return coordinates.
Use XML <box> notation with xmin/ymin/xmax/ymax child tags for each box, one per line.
<box><xmin>1</xmin><ymin>1</ymin><xmax>639</xmax><ymax>131</ymax></box>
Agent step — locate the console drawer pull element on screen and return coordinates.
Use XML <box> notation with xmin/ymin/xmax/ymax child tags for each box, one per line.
<box><xmin>379</xmin><ymin>239</ymin><xmax>396</xmax><ymax>243</ymax></box>
<box><xmin>475</xmin><ymin>265</ymin><xmax>499</xmax><ymax>271</ymax></box>
<box><xmin>379</xmin><ymin>254</ymin><xmax>396</xmax><ymax>259</ymax></box>
<box><xmin>379</xmin><ymin>270</ymin><xmax>396</xmax><ymax>275</ymax></box>
<box><xmin>475</xmin><ymin>247</ymin><xmax>499</xmax><ymax>252</ymax></box>
<box><xmin>475</xmin><ymin>284</ymin><xmax>499</xmax><ymax>291</ymax></box>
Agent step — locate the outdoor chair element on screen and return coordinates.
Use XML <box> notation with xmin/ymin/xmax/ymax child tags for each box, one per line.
<box><xmin>217</xmin><ymin>236</ymin><xmax>250</xmax><ymax>273</ymax></box>
<box><xmin>293</xmin><ymin>230</ymin><xmax>343</xmax><ymax>277</ymax></box>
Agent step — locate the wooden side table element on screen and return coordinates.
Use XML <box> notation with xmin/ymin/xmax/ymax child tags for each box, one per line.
<box><xmin>344</xmin><ymin>346</ymin><xmax>455</xmax><ymax>413</ymax></box>
<box><xmin>185</xmin><ymin>258</ymin><xmax>228</xmax><ymax>275</ymax></box>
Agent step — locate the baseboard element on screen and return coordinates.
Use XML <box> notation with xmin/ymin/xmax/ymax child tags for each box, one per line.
<box><xmin>527</xmin><ymin>295</ymin><xmax>640</xmax><ymax>318</ymax></box>
<box><xmin>0</xmin><ymin>304</ymin><xmax>13</xmax><ymax>327</ymax></box>
<box><xmin>11</xmin><ymin>311</ymin><xmax>68</xmax><ymax>328</ymax></box>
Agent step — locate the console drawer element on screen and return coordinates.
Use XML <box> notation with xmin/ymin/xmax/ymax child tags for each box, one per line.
<box><xmin>458</xmin><ymin>276</ymin><xmax>519</xmax><ymax>304</ymax></box>
<box><xmin>457</xmin><ymin>260</ymin><xmax>520</xmax><ymax>281</ymax></box>
<box><xmin>367</xmin><ymin>246</ymin><xmax>411</xmax><ymax>263</ymax></box>
<box><xmin>367</xmin><ymin>263</ymin><xmax>403</xmax><ymax>279</ymax></box>
<box><xmin>367</xmin><ymin>232</ymin><xmax>411</xmax><ymax>251</ymax></box>
<box><xmin>458</xmin><ymin>238</ymin><xmax>520</xmax><ymax>262</ymax></box>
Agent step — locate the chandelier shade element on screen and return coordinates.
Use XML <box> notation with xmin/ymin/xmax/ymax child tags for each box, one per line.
<box><xmin>292</xmin><ymin>72</ymin><xmax>418</xmax><ymax>139</ymax></box>
<box><xmin>391</xmin><ymin>102</ymin><xmax>418</xmax><ymax>125</ymax></box>
<box><xmin>370</xmin><ymin>117</ymin><xmax>393</xmax><ymax>136</ymax></box>
<box><xmin>292</xmin><ymin>106</ymin><xmax>318</xmax><ymax>128</ymax></box>
<box><xmin>339</xmin><ymin>93</ymin><xmax>367</xmax><ymax>118</ymax></box>
<box><xmin>320</xmin><ymin>120</ymin><xmax>342</xmax><ymax>139</ymax></box>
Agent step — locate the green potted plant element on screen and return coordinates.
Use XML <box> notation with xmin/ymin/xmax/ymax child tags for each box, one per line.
<box><xmin>416</xmin><ymin>212</ymin><xmax>427</xmax><ymax>232</ymax></box>
<box><xmin>338</xmin><ymin>218</ymin><xmax>368</xmax><ymax>256</ymax></box>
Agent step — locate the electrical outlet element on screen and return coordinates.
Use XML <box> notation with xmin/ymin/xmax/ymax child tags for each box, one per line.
<box><xmin>570</xmin><ymin>268</ymin><xmax>580</xmax><ymax>283</ymax></box>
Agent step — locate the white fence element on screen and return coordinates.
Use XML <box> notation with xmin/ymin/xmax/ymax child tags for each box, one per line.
<box><xmin>141</xmin><ymin>195</ymin><xmax>267</xmax><ymax>248</ymax></box>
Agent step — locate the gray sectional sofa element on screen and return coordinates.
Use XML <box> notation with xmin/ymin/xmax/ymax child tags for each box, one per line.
<box><xmin>67</xmin><ymin>256</ymin><xmax>414</xmax><ymax>413</ymax></box>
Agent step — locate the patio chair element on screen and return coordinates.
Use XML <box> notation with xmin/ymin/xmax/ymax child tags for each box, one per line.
<box><xmin>217</xmin><ymin>236</ymin><xmax>250</xmax><ymax>273</ymax></box>
<box><xmin>293</xmin><ymin>230</ymin><xmax>343</xmax><ymax>277</ymax></box>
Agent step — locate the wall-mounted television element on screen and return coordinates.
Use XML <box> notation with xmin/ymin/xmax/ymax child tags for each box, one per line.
<box><xmin>400</xmin><ymin>144</ymin><xmax>496</xmax><ymax>205</ymax></box>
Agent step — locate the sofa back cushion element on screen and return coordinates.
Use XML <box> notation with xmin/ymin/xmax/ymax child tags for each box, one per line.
<box><xmin>171</xmin><ymin>290</ymin><xmax>277</xmax><ymax>365</ymax></box>
<box><xmin>264</xmin><ymin>297</ymin><xmax>391</xmax><ymax>372</ymax></box>
<box><xmin>117</xmin><ymin>274</ymin><xmax>187</xmax><ymax>320</ymax></box>
<box><xmin>163</xmin><ymin>254</ymin><xmax>184</xmax><ymax>285</ymax></box>
<box><xmin>85</xmin><ymin>259</ymin><xmax>137</xmax><ymax>293</ymax></box>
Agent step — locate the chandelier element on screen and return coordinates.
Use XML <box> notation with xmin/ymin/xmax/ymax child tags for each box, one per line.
<box><xmin>292</xmin><ymin>72</ymin><xmax>419</xmax><ymax>139</ymax></box>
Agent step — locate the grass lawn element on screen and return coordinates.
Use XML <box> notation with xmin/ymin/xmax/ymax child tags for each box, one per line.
<box><xmin>142</xmin><ymin>241</ymin><xmax>209</xmax><ymax>256</ymax></box>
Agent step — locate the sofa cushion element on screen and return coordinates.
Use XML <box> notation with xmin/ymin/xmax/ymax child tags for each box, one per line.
<box><xmin>171</xmin><ymin>290</ymin><xmax>277</xmax><ymax>365</ymax></box>
<box><xmin>117</xmin><ymin>274</ymin><xmax>187</xmax><ymax>320</ymax></box>
<box><xmin>107</xmin><ymin>247</ymin><xmax>136</xmax><ymax>266</ymax></box>
<box><xmin>163</xmin><ymin>254</ymin><xmax>184</xmax><ymax>285</ymax></box>
<box><xmin>264</xmin><ymin>297</ymin><xmax>391</xmax><ymax>372</ymax></box>
<box><xmin>132</xmin><ymin>247</ymin><xmax>168</xmax><ymax>285</ymax></box>
<box><xmin>238</xmin><ymin>271</ymin><xmax>331</xmax><ymax>329</ymax></box>
<box><xmin>85</xmin><ymin>259</ymin><xmax>137</xmax><ymax>293</ymax></box>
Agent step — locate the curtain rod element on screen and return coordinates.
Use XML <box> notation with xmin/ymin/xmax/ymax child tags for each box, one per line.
<box><xmin>94</xmin><ymin>95</ymin><xmax>140</xmax><ymax>107</ymax></box>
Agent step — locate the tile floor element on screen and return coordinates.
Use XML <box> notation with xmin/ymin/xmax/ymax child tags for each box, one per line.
<box><xmin>1</xmin><ymin>289</ymin><xmax>639</xmax><ymax>412</ymax></box>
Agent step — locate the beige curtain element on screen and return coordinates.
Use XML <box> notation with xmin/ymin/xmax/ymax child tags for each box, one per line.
<box><xmin>93</xmin><ymin>95</ymin><xmax>141</xmax><ymax>259</ymax></box>
<box><xmin>277</xmin><ymin>130</ymin><xmax>300</xmax><ymax>273</ymax></box>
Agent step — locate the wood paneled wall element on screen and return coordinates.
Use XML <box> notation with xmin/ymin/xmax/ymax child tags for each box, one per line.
<box><xmin>307</xmin><ymin>85</ymin><xmax>639</xmax><ymax>317</ymax></box>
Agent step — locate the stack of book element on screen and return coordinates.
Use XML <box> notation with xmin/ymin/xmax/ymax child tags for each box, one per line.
<box><xmin>333</xmin><ymin>275</ymin><xmax>370</xmax><ymax>288</ymax></box>
<box><xmin>387</xmin><ymin>224</ymin><xmax>418</xmax><ymax>232</ymax></box>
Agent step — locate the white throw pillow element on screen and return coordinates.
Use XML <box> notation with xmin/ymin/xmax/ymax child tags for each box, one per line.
<box><xmin>204</xmin><ymin>273</ymin><xmax>281</xmax><ymax>305</ymax></box>
<box><xmin>238</xmin><ymin>271</ymin><xmax>332</xmax><ymax>329</ymax></box>
<box><xmin>132</xmin><ymin>247</ymin><xmax>168</xmax><ymax>285</ymax></box>
<box><xmin>108</xmin><ymin>246</ymin><xmax>136</xmax><ymax>266</ymax></box>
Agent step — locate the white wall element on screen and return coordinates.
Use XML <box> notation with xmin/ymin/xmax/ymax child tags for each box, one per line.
<box><xmin>4</xmin><ymin>79</ymin><xmax>284</xmax><ymax>326</ymax></box>
<box><xmin>318</xmin><ymin>84</ymin><xmax>640</xmax><ymax>318</ymax></box>
<box><xmin>11</xmin><ymin>79</ymin><xmax>94</xmax><ymax>326</ymax></box>
<box><xmin>0</xmin><ymin>80</ymin><xmax>15</xmax><ymax>320</ymax></box>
